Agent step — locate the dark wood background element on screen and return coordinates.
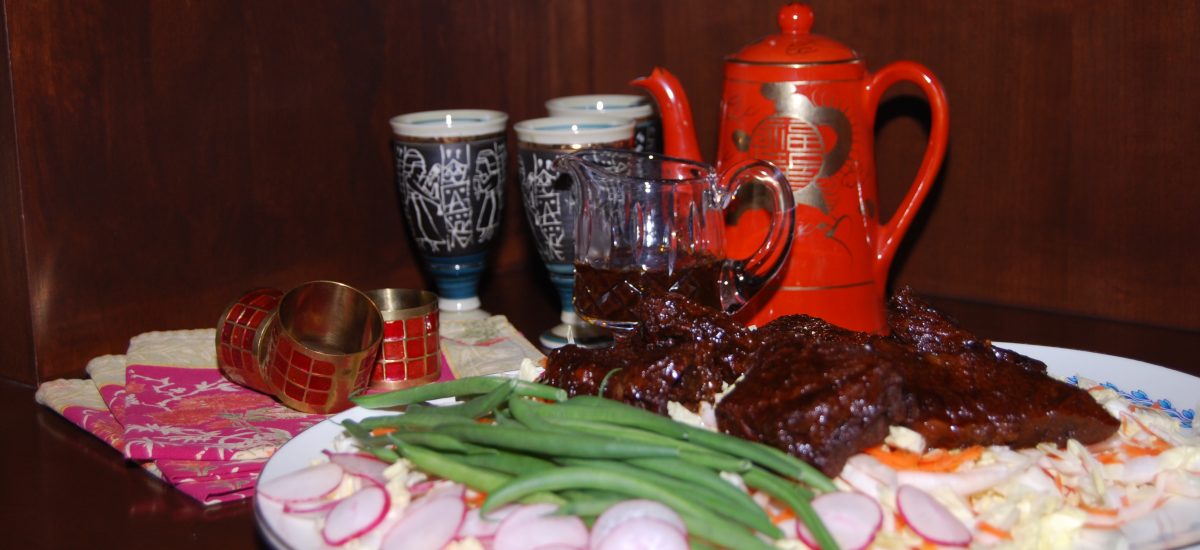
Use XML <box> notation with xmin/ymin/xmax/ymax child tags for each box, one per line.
<box><xmin>2</xmin><ymin>0</ymin><xmax>1197</xmax><ymax>385</ymax></box>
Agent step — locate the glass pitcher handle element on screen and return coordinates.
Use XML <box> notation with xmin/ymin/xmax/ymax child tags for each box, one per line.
<box><xmin>715</xmin><ymin>159</ymin><xmax>796</xmax><ymax>315</ymax></box>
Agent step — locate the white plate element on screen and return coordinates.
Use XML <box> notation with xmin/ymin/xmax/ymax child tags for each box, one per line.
<box><xmin>255</xmin><ymin>344</ymin><xmax>1200</xmax><ymax>549</ymax></box>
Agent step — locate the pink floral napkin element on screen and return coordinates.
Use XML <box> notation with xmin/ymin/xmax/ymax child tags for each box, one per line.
<box><xmin>36</xmin><ymin>329</ymin><xmax>323</xmax><ymax>505</ymax></box>
<box><xmin>122</xmin><ymin>363</ymin><xmax>324</xmax><ymax>461</ymax></box>
<box><xmin>35</xmin><ymin>378</ymin><xmax>127</xmax><ymax>450</ymax></box>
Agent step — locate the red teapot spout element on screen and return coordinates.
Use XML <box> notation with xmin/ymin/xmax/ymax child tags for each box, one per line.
<box><xmin>631</xmin><ymin>67</ymin><xmax>702</xmax><ymax>161</ymax></box>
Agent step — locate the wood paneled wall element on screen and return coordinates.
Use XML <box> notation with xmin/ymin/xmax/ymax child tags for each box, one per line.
<box><xmin>2</xmin><ymin>0</ymin><xmax>1197</xmax><ymax>384</ymax></box>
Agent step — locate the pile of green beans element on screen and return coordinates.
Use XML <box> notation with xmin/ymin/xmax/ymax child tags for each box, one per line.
<box><xmin>346</xmin><ymin>378</ymin><xmax>839</xmax><ymax>550</ymax></box>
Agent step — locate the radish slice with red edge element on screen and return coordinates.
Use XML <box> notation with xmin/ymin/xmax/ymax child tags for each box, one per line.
<box><xmin>380</xmin><ymin>488</ymin><xmax>467</xmax><ymax>550</ymax></box>
<box><xmin>589</xmin><ymin>499</ymin><xmax>686</xmax><ymax>549</ymax></box>
<box><xmin>796</xmin><ymin>491</ymin><xmax>883</xmax><ymax>550</ymax></box>
<box><xmin>493</xmin><ymin>503</ymin><xmax>589</xmax><ymax>550</ymax></box>
<box><xmin>896</xmin><ymin>484</ymin><xmax>972</xmax><ymax>547</ymax></box>
<box><xmin>594</xmin><ymin>517</ymin><xmax>689</xmax><ymax>550</ymax></box>
<box><xmin>324</xmin><ymin>451</ymin><xmax>390</xmax><ymax>486</ymax></box>
<box><xmin>322</xmin><ymin>484</ymin><xmax>390</xmax><ymax>546</ymax></box>
<box><xmin>257</xmin><ymin>462</ymin><xmax>344</xmax><ymax>503</ymax></box>
<box><xmin>282</xmin><ymin>496</ymin><xmax>341</xmax><ymax>516</ymax></box>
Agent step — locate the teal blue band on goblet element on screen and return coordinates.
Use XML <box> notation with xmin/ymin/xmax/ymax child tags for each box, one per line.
<box><xmin>425</xmin><ymin>251</ymin><xmax>488</xmax><ymax>300</ymax></box>
<box><xmin>545</xmin><ymin>263</ymin><xmax>575</xmax><ymax>313</ymax></box>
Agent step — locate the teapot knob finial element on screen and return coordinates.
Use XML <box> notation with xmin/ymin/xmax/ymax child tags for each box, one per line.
<box><xmin>778</xmin><ymin>2</ymin><xmax>814</xmax><ymax>35</ymax></box>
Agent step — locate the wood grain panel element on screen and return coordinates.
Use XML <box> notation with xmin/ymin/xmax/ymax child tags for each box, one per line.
<box><xmin>1</xmin><ymin>0</ymin><xmax>1195</xmax><ymax>384</ymax></box>
<box><xmin>0</xmin><ymin>5</ymin><xmax>37</xmax><ymax>384</ymax></box>
<box><xmin>801</xmin><ymin>0</ymin><xmax>1200</xmax><ymax>329</ymax></box>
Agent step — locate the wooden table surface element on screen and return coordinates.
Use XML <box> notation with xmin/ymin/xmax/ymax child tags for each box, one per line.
<box><xmin>3</xmin><ymin>290</ymin><xmax>1196</xmax><ymax>550</ymax></box>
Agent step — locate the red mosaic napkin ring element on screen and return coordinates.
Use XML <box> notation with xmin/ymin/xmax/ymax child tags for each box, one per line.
<box><xmin>261</xmin><ymin>281</ymin><xmax>383</xmax><ymax>414</ymax></box>
<box><xmin>216</xmin><ymin>288</ymin><xmax>283</xmax><ymax>394</ymax></box>
<box><xmin>366</xmin><ymin>289</ymin><xmax>440</xmax><ymax>391</ymax></box>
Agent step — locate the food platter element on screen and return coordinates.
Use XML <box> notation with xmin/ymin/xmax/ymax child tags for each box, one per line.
<box><xmin>256</xmin><ymin>343</ymin><xmax>1199</xmax><ymax>550</ymax></box>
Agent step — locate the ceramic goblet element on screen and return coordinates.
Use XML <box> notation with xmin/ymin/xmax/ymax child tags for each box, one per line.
<box><xmin>546</xmin><ymin>94</ymin><xmax>662</xmax><ymax>153</ymax></box>
<box><xmin>390</xmin><ymin>109</ymin><xmax>508</xmax><ymax>318</ymax></box>
<box><xmin>513</xmin><ymin>115</ymin><xmax>635</xmax><ymax>349</ymax></box>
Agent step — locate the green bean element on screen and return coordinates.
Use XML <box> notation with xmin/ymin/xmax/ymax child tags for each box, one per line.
<box><xmin>534</xmin><ymin>414</ymin><xmax>745</xmax><ymax>467</ymax></box>
<box><xmin>386</xmin><ymin>431</ymin><xmax>497</xmax><ymax>454</ymax></box>
<box><xmin>559</xmin><ymin>458</ymin><xmax>780</xmax><ymax>538</ymax></box>
<box><xmin>352</xmin><ymin>377</ymin><xmax>511</xmax><ymax>408</ymax></box>
<box><xmin>364</xmin><ymin>444</ymin><xmax>401</xmax><ymax>464</ymax></box>
<box><xmin>435</xmin><ymin>379</ymin><xmax>515</xmax><ymax>418</ymax></box>
<box><xmin>744</xmin><ymin>468</ymin><xmax>838</xmax><ymax>550</ymax></box>
<box><xmin>436</xmin><ymin>424</ymin><xmax>681</xmax><ymax>460</ymax></box>
<box><xmin>351</xmin><ymin>377</ymin><xmax>566</xmax><ymax>409</ymax></box>
<box><xmin>448</xmin><ymin>449</ymin><xmax>556</xmax><ymax>476</ymax></box>
<box><xmin>340</xmin><ymin>419</ymin><xmax>377</xmax><ymax>442</ymax></box>
<box><xmin>507</xmin><ymin>395</ymin><xmax>565</xmax><ymax>432</ymax></box>
<box><xmin>391</xmin><ymin>440</ymin><xmax>512</xmax><ymax>493</ymax></box>
<box><xmin>560</xmin><ymin>396</ymin><xmax>835</xmax><ymax>491</ymax></box>
<box><xmin>481</xmin><ymin>466</ymin><xmax>774</xmax><ymax>550</ymax></box>
<box><xmin>510</xmin><ymin>379</ymin><xmax>570</xmax><ymax>402</ymax></box>
<box><xmin>627</xmin><ymin>457</ymin><xmax>765</xmax><ymax>522</ymax></box>
<box><xmin>356</xmin><ymin>411</ymin><xmax>476</xmax><ymax>432</ymax></box>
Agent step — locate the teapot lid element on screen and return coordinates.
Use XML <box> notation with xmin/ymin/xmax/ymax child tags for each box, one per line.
<box><xmin>727</xmin><ymin>2</ymin><xmax>859</xmax><ymax>65</ymax></box>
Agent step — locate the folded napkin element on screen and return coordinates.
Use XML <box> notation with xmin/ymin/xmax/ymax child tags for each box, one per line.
<box><xmin>122</xmin><ymin>363</ymin><xmax>324</xmax><ymax>461</ymax></box>
<box><xmin>36</xmin><ymin>315</ymin><xmax>543</xmax><ymax>505</ymax></box>
<box><xmin>441</xmin><ymin>315</ymin><xmax>544</xmax><ymax>378</ymax></box>
<box><xmin>35</xmin><ymin>378</ymin><xmax>127</xmax><ymax>450</ymax></box>
<box><xmin>36</xmin><ymin>328</ymin><xmax>324</xmax><ymax>505</ymax></box>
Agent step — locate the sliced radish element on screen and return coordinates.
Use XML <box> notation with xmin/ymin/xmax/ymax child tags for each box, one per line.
<box><xmin>322</xmin><ymin>484</ymin><xmax>390</xmax><ymax>546</ymax></box>
<box><xmin>381</xmin><ymin>489</ymin><xmax>467</xmax><ymax>550</ymax></box>
<box><xmin>594</xmin><ymin>517</ymin><xmax>689</xmax><ymax>550</ymax></box>
<box><xmin>589</xmin><ymin>500</ymin><xmax>686</xmax><ymax>549</ymax></box>
<box><xmin>425</xmin><ymin>482</ymin><xmax>467</xmax><ymax>502</ymax></box>
<box><xmin>896</xmin><ymin>484</ymin><xmax>972</xmax><ymax>547</ymax></box>
<box><xmin>283</xmin><ymin>496</ymin><xmax>341</xmax><ymax>516</ymax></box>
<box><xmin>257</xmin><ymin>462</ymin><xmax>344</xmax><ymax>503</ymax></box>
<box><xmin>458</xmin><ymin>504</ymin><xmax>518</xmax><ymax>540</ymax></box>
<box><xmin>493</xmin><ymin>503</ymin><xmax>589</xmax><ymax>550</ymax></box>
<box><xmin>324</xmin><ymin>451</ymin><xmax>390</xmax><ymax>486</ymax></box>
<box><xmin>409</xmin><ymin>480</ymin><xmax>437</xmax><ymax>496</ymax></box>
<box><xmin>796</xmin><ymin>491</ymin><xmax>883</xmax><ymax>550</ymax></box>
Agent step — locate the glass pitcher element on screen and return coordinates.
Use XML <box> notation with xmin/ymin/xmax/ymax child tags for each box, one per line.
<box><xmin>556</xmin><ymin>149</ymin><xmax>795</xmax><ymax>331</ymax></box>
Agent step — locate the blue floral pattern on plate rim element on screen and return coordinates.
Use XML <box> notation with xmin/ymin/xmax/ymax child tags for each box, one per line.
<box><xmin>1067</xmin><ymin>374</ymin><xmax>1196</xmax><ymax>430</ymax></box>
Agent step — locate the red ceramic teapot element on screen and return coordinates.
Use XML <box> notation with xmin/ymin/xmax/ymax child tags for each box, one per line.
<box><xmin>633</xmin><ymin>2</ymin><xmax>949</xmax><ymax>334</ymax></box>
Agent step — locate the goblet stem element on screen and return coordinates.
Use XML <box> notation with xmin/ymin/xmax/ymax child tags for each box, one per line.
<box><xmin>424</xmin><ymin>252</ymin><xmax>488</xmax><ymax>316</ymax></box>
<box><xmin>539</xmin><ymin>263</ymin><xmax>612</xmax><ymax>349</ymax></box>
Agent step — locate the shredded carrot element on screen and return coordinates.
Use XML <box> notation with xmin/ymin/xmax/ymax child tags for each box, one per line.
<box><xmin>370</xmin><ymin>427</ymin><xmax>397</xmax><ymax>437</ymax></box>
<box><xmin>865</xmin><ymin>446</ymin><xmax>921</xmax><ymax>469</ymax></box>
<box><xmin>1079</xmin><ymin>503</ymin><xmax>1119</xmax><ymax>517</ymax></box>
<box><xmin>475</xmin><ymin>417</ymin><xmax>495</xmax><ymax>424</ymax></box>
<box><xmin>865</xmin><ymin>445</ymin><xmax>984</xmax><ymax>472</ymax></box>
<box><xmin>768</xmin><ymin>506</ymin><xmax>796</xmax><ymax>524</ymax></box>
<box><xmin>920</xmin><ymin>541</ymin><xmax>939</xmax><ymax>550</ymax></box>
<box><xmin>464</xmin><ymin>491</ymin><xmax>487</xmax><ymax>508</ymax></box>
<box><xmin>1095</xmin><ymin>450</ymin><xmax>1123</xmax><ymax>464</ymax></box>
<box><xmin>1122</xmin><ymin>439</ymin><xmax>1171</xmax><ymax>457</ymax></box>
<box><xmin>978</xmin><ymin>521</ymin><xmax>1013</xmax><ymax>540</ymax></box>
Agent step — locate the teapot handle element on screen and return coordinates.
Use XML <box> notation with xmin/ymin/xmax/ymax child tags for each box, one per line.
<box><xmin>865</xmin><ymin>61</ymin><xmax>950</xmax><ymax>284</ymax></box>
<box><xmin>715</xmin><ymin>159</ymin><xmax>796</xmax><ymax>315</ymax></box>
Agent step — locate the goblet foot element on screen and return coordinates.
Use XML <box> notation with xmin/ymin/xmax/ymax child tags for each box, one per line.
<box><xmin>539</xmin><ymin>311</ymin><xmax>612</xmax><ymax>350</ymax></box>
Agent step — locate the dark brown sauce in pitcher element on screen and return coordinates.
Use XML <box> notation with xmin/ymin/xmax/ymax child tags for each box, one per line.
<box><xmin>574</xmin><ymin>255</ymin><xmax>724</xmax><ymax>327</ymax></box>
